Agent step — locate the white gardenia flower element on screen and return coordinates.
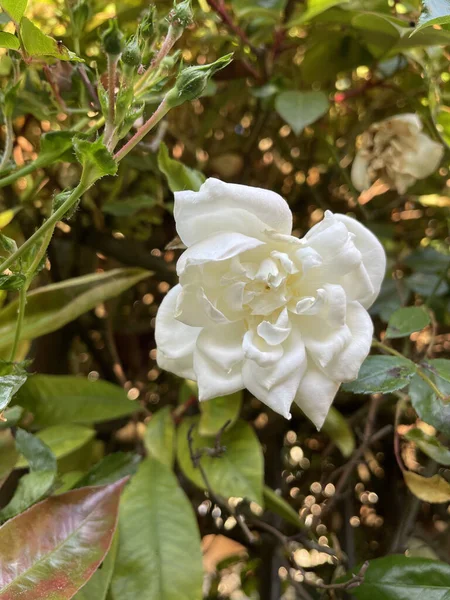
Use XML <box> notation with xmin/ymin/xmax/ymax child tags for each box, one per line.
<box><xmin>351</xmin><ymin>113</ymin><xmax>443</xmax><ymax>194</ymax></box>
<box><xmin>155</xmin><ymin>179</ymin><xmax>386</xmax><ymax>428</ymax></box>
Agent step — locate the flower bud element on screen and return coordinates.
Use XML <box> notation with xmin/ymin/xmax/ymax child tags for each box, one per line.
<box><xmin>165</xmin><ymin>54</ymin><xmax>232</xmax><ymax>108</ymax></box>
<box><xmin>139</xmin><ymin>5</ymin><xmax>157</xmax><ymax>39</ymax></box>
<box><xmin>0</xmin><ymin>233</ymin><xmax>17</xmax><ymax>256</ymax></box>
<box><xmin>168</xmin><ymin>0</ymin><xmax>193</xmax><ymax>30</ymax></box>
<box><xmin>122</xmin><ymin>35</ymin><xmax>141</xmax><ymax>67</ymax></box>
<box><xmin>72</xmin><ymin>0</ymin><xmax>90</xmax><ymax>36</ymax></box>
<box><xmin>102</xmin><ymin>19</ymin><xmax>124</xmax><ymax>56</ymax></box>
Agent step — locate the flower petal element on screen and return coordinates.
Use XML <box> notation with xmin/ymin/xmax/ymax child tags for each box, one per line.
<box><xmin>324</xmin><ymin>301</ymin><xmax>373</xmax><ymax>381</ymax></box>
<box><xmin>194</xmin><ymin>322</ymin><xmax>245</xmax><ymax>401</ymax></box>
<box><xmin>175</xmin><ymin>284</ymin><xmax>229</xmax><ymax>327</ymax></box>
<box><xmin>351</xmin><ymin>152</ymin><xmax>371</xmax><ymax>192</ymax></box>
<box><xmin>174</xmin><ymin>178</ymin><xmax>293</xmax><ymax>246</ymax></box>
<box><xmin>334</xmin><ymin>214</ymin><xmax>386</xmax><ymax>309</ymax></box>
<box><xmin>400</xmin><ymin>132</ymin><xmax>443</xmax><ymax>179</ymax></box>
<box><xmin>242</xmin><ymin>329</ymin><xmax>306</xmax><ymax>419</ymax></box>
<box><xmin>155</xmin><ymin>285</ymin><xmax>201</xmax><ymax>380</ymax></box>
<box><xmin>294</xmin><ymin>363</ymin><xmax>340</xmax><ymax>430</ymax></box>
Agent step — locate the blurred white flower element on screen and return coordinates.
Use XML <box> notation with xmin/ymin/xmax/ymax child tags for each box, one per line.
<box><xmin>351</xmin><ymin>113</ymin><xmax>443</xmax><ymax>194</ymax></box>
<box><xmin>155</xmin><ymin>179</ymin><xmax>386</xmax><ymax>428</ymax></box>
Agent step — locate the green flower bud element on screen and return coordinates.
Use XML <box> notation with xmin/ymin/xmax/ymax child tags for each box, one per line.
<box><xmin>122</xmin><ymin>35</ymin><xmax>141</xmax><ymax>67</ymax></box>
<box><xmin>165</xmin><ymin>54</ymin><xmax>233</xmax><ymax>108</ymax></box>
<box><xmin>102</xmin><ymin>19</ymin><xmax>124</xmax><ymax>56</ymax></box>
<box><xmin>139</xmin><ymin>5</ymin><xmax>157</xmax><ymax>39</ymax></box>
<box><xmin>53</xmin><ymin>189</ymin><xmax>80</xmax><ymax>220</ymax></box>
<box><xmin>168</xmin><ymin>0</ymin><xmax>193</xmax><ymax>29</ymax></box>
<box><xmin>0</xmin><ymin>233</ymin><xmax>17</xmax><ymax>256</ymax></box>
<box><xmin>72</xmin><ymin>0</ymin><xmax>90</xmax><ymax>36</ymax></box>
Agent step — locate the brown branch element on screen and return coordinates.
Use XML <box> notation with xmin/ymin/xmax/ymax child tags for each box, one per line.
<box><xmin>206</xmin><ymin>0</ymin><xmax>258</xmax><ymax>53</ymax></box>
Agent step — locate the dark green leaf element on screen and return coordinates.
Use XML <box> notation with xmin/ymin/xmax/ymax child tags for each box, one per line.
<box><xmin>157</xmin><ymin>142</ymin><xmax>205</xmax><ymax>193</ymax></box>
<box><xmin>0</xmin><ymin>268</ymin><xmax>150</xmax><ymax>351</ymax></box>
<box><xmin>0</xmin><ymin>405</ymin><xmax>23</xmax><ymax>429</ymax></box>
<box><xmin>0</xmin><ymin>0</ymin><xmax>27</xmax><ymax>23</ymax></box>
<box><xmin>263</xmin><ymin>486</ymin><xmax>305</xmax><ymax>529</ymax></box>
<box><xmin>0</xmin><ymin>430</ymin><xmax>18</xmax><ymax>487</ymax></box>
<box><xmin>386</xmin><ymin>306</ymin><xmax>431</xmax><ymax>339</ymax></box>
<box><xmin>37</xmin><ymin>131</ymin><xmax>77</xmax><ymax>165</ymax></box>
<box><xmin>404</xmin><ymin>247</ymin><xmax>450</xmax><ymax>273</ymax></box>
<box><xmin>74</xmin><ymin>137</ymin><xmax>117</xmax><ymax>181</ymax></box>
<box><xmin>342</xmin><ymin>356</ymin><xmax>416</xmax><ymax>394</ymax></box>
<box><xmin>403</xmin><ymin>428</ymin><xmax>450</xmax><ymax>466</ymax></box>
<box><xmin>111</xmin><ymin>458</ymin><xmax>203</xmax><ymax>600</ymax></box>
<box><xmin>0</xmin><ymin>273</ymin><xmax>26</xmax><ymax>291</ymax></box>
<box><xmin>75</xmin><ymin>453</ymin><xmax>141</xmax><ymax>489</ymax></box>
<box><xmin>15</xmin><ymin>427</ymin><xmax>57</xmax><ymax>472</ymax></box>
<box><xmin>143</xmin><ymin>406</ymin><xmax>175</xmax><ymax>468</ymax></box>
<box><xmin>275</xmin><ymin>91</ymin><xmax>329</xmax><ymax>135</ymax></box>
<box><xmin>20</xmin><ymin>17</ymin><xmax>72</xmax><ymax>60</ymax></box>
<box><xmin>0</xmin><ymin>374</ymin><xmax>27</xmax><ymax>412</ymax></box>
<box><xmin>0</xmin><ymin>31</ymin><xmax>19</xmax><ymax>50</ymax></box>
<box><xmin>198</xmin><ymin>391</ymin><xmax>242</xmax><ymax>437</ymax></box>
<box><xmin>177</xmin><ymin>417</ymin><xmax>264</xmax><ymax>504</ymax></box>
<box><xmin>406</xmin><ymin>272</ymin><xmax>449</xmax><ymax>297</ymax></box>
<box><xmin>349</xmin><ymin>556</ymin><xmax>450</xmax><ymax>599</ymax></box>
<box><xmin>15</xmin><ymin>375</ymin><xmax>137</xmax><ymax>427</ymax></box>
<box><xmin>321</xmin><ymin>406</ymin><xmax>355</xmax><ymax>458</ymax></box>
<box><xmin>410</xmin><ymin>362</ymin><xmax>450</xmax><ymax>436</ymax></box>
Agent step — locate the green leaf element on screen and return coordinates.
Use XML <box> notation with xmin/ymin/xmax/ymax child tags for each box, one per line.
<box><xmin>0</xmin><ymin>273</ymin><xmax>26</xmax><ymax>291</ymax></box>
<box><xmin>321</xmin><ymin>406</ymin><xmax>355</xmax><ymax>458</ymax></box>
<box><xmin>0</xmin><ymin>31</ymin><xmax>19</xmax><ymax>50</ymax></box>
<box><xmin>406</xmin><ymin>272</ymin><xmax>449</xmax><ymax>298</ymax></box>
<box><xmin>37</xmin><ymin>131</ymin><xmax>77</xmax><ymax>165</ymax></box>
<box><xmin>386</xmin><ymin>306</ymin><xmax>431</xmax><ymax>339</ymax></box>
<box><xmin>102</xmin><ymin>194</ymin><xmax>156</xmax><ymax>217</ymax></box>
<box><xmin>349</xmin><ymin>556</ymin><xmax>450</xmax><ymax>599</ymax></box>
<box><xmin>275</xmin><ymin>91</ymin><xmax>329</xmax><ymax>135</ymax></box>
<box><xmin>14</xmin><ymin>375</ymin><xmax>137</xmax><ymax>427</ymax></box>
<box><xmin>342</xmin><ymin>356</ymin><xmax>416</xmax><ymax>394</ymax></box>
<box><xmin>157</xmin><ymin>142</ymin><xmax>205</xmax><ymax>193</ymax></box>
<box><xmin>0</xmin><ymin>373</ymin><xmax>27</xmax><ymax>412</ymax></box>
<box><xmin>414</xmin><ymin>0</ymin><xmax>450</xmax><ymax>33</ymax></box>
<box><xmin>198</xmin><ymin>391</ymin><xmax>242</xmax><ymax>437</ymax></box>
<box><xmin>143</xmin><ymin>406</ymin><xmax>175</xmax><ymax>468</ymax></box>
<box><xmin>263</xmin><ymin>486</ymin><xmax>305</xmax><ymax>529</ymax></box>
<box><xmin>0</xmin><ymin>405</ymin><xmax>23</xmax><ymax>429</ymax></box>
<box><xmin>0</xmin><ymin>429</ymin><xmax>57</xmax><ymax>521</ymax></box>
<box><xmin>74</xmin><ymin>453</ymin><xmax>141</xmax><ymax>489</ymax></box>
<box><xmin>0</xmin><ymin>479</ymin><xmax>126</xmax><ymax>599</ymax></box>
<box><xmin>74</xmin><ymin>137</ymin><xmax>117</xmax><ymax>181</ymax></box>
<box><xmin>288</xmin><ymin>0</ymin><xmax>349</xmax><ymax>25</ymax></box>
<box><xmin>15</xmin><ymin>424</ymin><xmax>95</xmax><ymax>468</ymax></box>
<box><xmin>74</xmin><ymin>531</ymin><xmax>118</xmax><ymax>600</ymax></box>
<box><xmin>410</xmin><ymin>361</ymin><xmax>450</xmax><ymax>436</ymax></box>
<box><xmin>177</xmin><ymin>417</ymin><xmax>264</xmax><ymax>505</ymax></box>
<box><xmin>231</xmin><ymin>0</ymin><xmax>286</xmax><ymax>19</ymax></box>
<box><xmin>0</xmin><ymin>0</ymin><xmax>27</xmax><ymax>23</ymax></box>
<box><xmin>20</xmin><ymin>17</ymin><xmax>71</xmax><ymax>60</ymax></box>
<box><xmin>0</xmin><ymin>268</ymin><xmax>150</xmax><ymax>351</ymax></box>
<box><xmin>0</xmin><ymin>430</ymin><xmax>18</xmax><ymax>487</ymax></box>
<box><xmin>111</xmin><ymin>458</ymin><xmax>203</xmax><ymax>600</ymax></box>
<box><xmin>403</xmin><ymin>471</ymin><xmax>450</xmax><ymax>503</ymax></box>
<box><xmin>403</xmin><ymin>428</ymin><xmax>450</xmax><ymax>466</ymax></box>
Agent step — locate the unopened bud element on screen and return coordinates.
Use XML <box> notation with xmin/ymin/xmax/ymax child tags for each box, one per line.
<box><xmin>165</xmin><ymin>54</ymin><xmax>233</xmax><ymax>108</ymax></box>
<box><xmin>0</xmin><ymin>233</ymin><xmax>17</xmax><ymax>256</ymax></box>
<box><xmin>168</xmin><ymin>0</ymin><xmax>193</xmax><ymax>30</ymax></box>
<box><xmin>72</xmin><ymin>0</ymin><xmax>90</xmax><ymax>35</ymax></box>
<box><xmin>122</xmin><ymin>35</ymin><xmax>141</xmax><ymax>67</ymax></box>
<box><xmin>139</xmin><ymin>5</ymin><xmax>157</xmax><ymax>39</ymax></box>
<box><xmin>102</xmin><ymin>19</ymin><xmax>124</xmax><ymax>56</ymax></box>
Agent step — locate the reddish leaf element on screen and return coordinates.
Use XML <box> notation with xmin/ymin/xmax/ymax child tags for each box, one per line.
<box><xmin>0</xmin><ymin>478</ymin><xmax>127</xmax><ymax>600</ymax></box>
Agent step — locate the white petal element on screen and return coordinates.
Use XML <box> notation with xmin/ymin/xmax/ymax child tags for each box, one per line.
<box><xmin>400</xmin><ymin>132</ymin><xmax>443</xmax><ymax>179</ymax></box>
<box><xmin>177</xmin><ymin>232</ymin><xmax>264</xmax><ymax>276</ymax></box>
<box><xmin>257</xmin><ymin>308</ymin><xmax>291</xmax><ymax>345</ymax></box>
<box><xmin>175</xmin><ymin>284</ymin><xmax>228</xmax><ymax>327</ymax></box>
<box><xmin>243</xmin><ymin>330</ymin><xmax>284</xmax><ymax>367</ymax></box>
<box><xmin>242</xmin><ymin>329</ymin><xmax>306</xmax><ymax>419</ymax></box>
<box><xmin>294</xmin><ymin>363</ymin><xmax>340</xmax><ymax>430</ymax></box>
<box><xmin>174</xmin><ymin>178</ymin><xmax>293</xmax><ymax>246</ymax></box>
<box><xmin>351</xmin><ymin>152</ymin><xmax>371</xmax><ymax>192</ymax></box>
<box><xmin>334</xmin><ymin>214</ymin><xmax>386</xmax><ymax>309</ymax></box>
<box><xmin>324</xmin><ymin>301</ymin><xmax>373</xmax><ymax>382</ymax></box>
<box><xmin>300</xmin><ymin>314</ymin><xmax>351</xmax><ymax>369</ymax></box>
<box><xmin>389</xmin><ymin>113</ymin><xmax>422</xmax><ymax>135</ymax></box>
<box><xmin>194</xmin><ymin>322</ymin><xmax>245</xmax><ymax>401</ymax></box>
<box><xmin>155</xmin><ymin>285</ymin><xmax>201</xmax><ymax>379</ymax></box>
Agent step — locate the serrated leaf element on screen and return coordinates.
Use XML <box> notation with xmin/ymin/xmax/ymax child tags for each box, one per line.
<box><xmin>177</xmin><ymin>417</ymin><xmax>264</xmax><ymax>505</ymax></box>
<box><xmin>74</xmin><ymin>137</ymin><xmax>117</xmax><ymax>180</ymax></box>
<box><xmin>275</xmin><ymin>91</ymin><xmax>329</xmax><ymax>135</ymax></box>
<box><xmin>111</xmin><ymin>458</ymin><xmax>203</xmax><ymax>600</ymax></box>
<box><xmin>0</xmin><ymin>268</ymin><xmax>150</xmax><ymax>351</ymax></box>
<box><xmin>0</xmin><ymin>374</ymin><xmax>27</xmax><ymax>412</ymax></box>
<box><xmin>14</xmin><ymin>375</ymin><xmax>137</xmax><ymax>427</ymax></box>
<box><xmin>20</xmin><ymin>17</ymin><xmax>71</xmax><ymax>60</ymax></box>
<box><xmin>386</xmin><ymin>306</ymin><xmax>431</xmax><ymax>339</ymax></box>
<box><xmin>143</xmin><ymin>406</ymin><xmax>175</xmax><ymax>467</ymax></box>
<box><xmin>198</xmin><ymin>391</ymin><xmax>242</xmax><ymax>437</ymax></box>
<box><xmin>0</xmin><ymin>479</ymin><xmax>126</xmax><ymax>599</ymax></box>
<box><xmin>403</xmin><ymin>471</ymin><xmax>450</xmax><ymax>503</ymax></box>
<box><xmin>157</xmin><ymin>142</ymin><xmax>205</xmax><ymax>193</ymax></box>
<box><xmin>37</xmin><ymin>131</ymin><xmax>77</xmax><ymax>164</ymax></box>
<box><xmin>0</xmin><ymin>0</ymin><xmax>27</xmax><ymax>23</ymax></box>
<box><xmin>404</xmin><ymin>428</ymin><xmax>450</xmax><ymax>466</ymax></box>
<box><xmin>0</xmin><ymin>32</ymin><xmax>19</xmax><ymax>50</ymax></box>
<box><xmin>342</xmin><ymin>356</ymin><xmax>416</xmax><ymax>394</ymax></box>
<box><xmin>349</xmin><ymin>555</ymin><xmax>450</xmax><ymax>599</ymax></box>
<box><xmin>74</xmin><ymin>453</ymin><xmax>141</xmax><ymax>489</ymax></box>
<box><xmin>410</xmin><ymin>362</ymin><xmax>450</xmax><ymax>437</ymax></box>
<box><xmin>263</xmin><ymin>486</ymin><xmax>305</xmax><ymax>529</ymax></box>
<box><xmin>15</xmin><ymin>424</ymin><xmax>95</xmax><ymax>469</ymax></box>
<box><xmin>321</xmin><ymin>406</ymin><xmax>355</xmax><ymax>458</ymax></box>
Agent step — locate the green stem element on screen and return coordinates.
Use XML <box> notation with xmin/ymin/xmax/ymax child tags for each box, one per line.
<box><xmin>371</xmin><ymin>338</ymin><xmax>405</xmax><ymax>360</ymax></box>
<box><xmin>0</xmin><ymin>160</ymin><xmax>39</xmax><ymax>189</ymax></box>
<box><xmin>9</xmin><ymin>286</ymin><xmax>26</xmax><ymax>362</ymax></box>
<box><xmin>0</xmin><ymin>115</ymin><xmax>14</xmax><ymax>171</ymax></box>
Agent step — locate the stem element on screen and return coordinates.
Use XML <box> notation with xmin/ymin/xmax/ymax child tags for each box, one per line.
<box><xmin>113</xmin><ymin>97</ymin><xmax>170</xmax><ymax>162</ymax></box>
<box><xmin>134</xmin><ymin>26</ymin><xmax>180</xmax><ymax>94</ymax></box>
<box><xmin>0</xmin><ymin>160</ymin><xmax>41</xmax><ymax>189</ymax></box>
<box><xmin>9</xmin><ymin>286</ymin><xmax>26</xmax><ymax>362</ymax></box>
<box><xmin>104</xmin><ymin>54</ymin><xmax>118</xmax><ymax>145</ymax></box>
<box><xmin>371</xmin><ymin>338</ymin><xmax>405</xmax><ymax>359</ymax></box>
<box><xmin>0</xmin><ymin>116</ymin><xmax>14</xmax><ymax>171</ymax></box>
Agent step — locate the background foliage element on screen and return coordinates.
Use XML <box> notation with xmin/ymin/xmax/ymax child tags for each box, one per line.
<box><xmin>0</xmin><ymin>0</ymin><xmax>449</xmax><ymax>598</ymax></box>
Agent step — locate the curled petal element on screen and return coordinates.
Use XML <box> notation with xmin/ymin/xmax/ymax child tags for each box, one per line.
<box><xmin>243</xmin><ymin>330</ymin><xmax>284</xmax><ymax>367</ymax></box>
<box><xmin>155</xmin><ymin>285</ymin><xmax>201</xmax><ymax>380</ymax></box>
<box><xmin>174</xmin><ymin>178</ymin><xmax>293</xmax><ymax>246</ymax></box>
<box><xmin>300</xmin><ymin>314</ymin><xmax>351</xmax><ymax>369</ymax></box>
<box><xmin>175</xmin><ymin>284</ymin><xmax>228</xmax><ymax>327</ymax></box>
<box><xmin>351</xmin><ymin>152</ymin><xmax>371</xmax><ymax>192</ymax></box>
<box><xmin>400</xmin><ymin>132</ymin><xmax>443</xmax><ymax>179</ymax></box>
<box><xmin>257</xmin><ymin>308</ymin><xmax>291</xmax><ymax>346</ymax></box>
<box><xmin>294</xmin><ymin>363</ymin><xmax>340</xmax><ymax>430</ymax></box>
